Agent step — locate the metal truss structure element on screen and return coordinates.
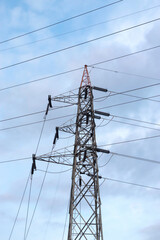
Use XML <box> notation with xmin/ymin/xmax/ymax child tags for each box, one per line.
<box><xmin>67</xmin><ymin>65</ymin><xmax>103</xmax><ymax>240</ymax></box>
<box><xmin>33</xmin><ymin>65</ymin><xmax>106</xmax><ymax>240</ymax></box>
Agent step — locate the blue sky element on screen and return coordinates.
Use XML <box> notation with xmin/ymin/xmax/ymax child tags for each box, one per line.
<box><xmin>1</xmin><ymin>0</ymin><xmax>160</xmax><ymax>239</ymax></box>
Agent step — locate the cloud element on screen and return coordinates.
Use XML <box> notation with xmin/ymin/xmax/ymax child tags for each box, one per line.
<box><xmin>140</xmin><ymin>222</ymin><xmax>160</xmax><ymax>240</ymax></box>
<box><xmin>1</xmin><ymin>0</ymin><xmax>160</xmax><ymax>239</ymax></box>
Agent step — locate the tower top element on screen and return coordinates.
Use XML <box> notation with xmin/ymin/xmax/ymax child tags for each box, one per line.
<box><xmin>80</xmin><ymin>65</ymin><xmax>91</xmax><ymax>87</ymax></box>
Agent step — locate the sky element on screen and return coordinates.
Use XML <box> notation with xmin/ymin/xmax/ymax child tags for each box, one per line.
<box><xmin>1</xmin><ymin>0</ymin><xmax>160</xmax><ymax>239</ymax></box>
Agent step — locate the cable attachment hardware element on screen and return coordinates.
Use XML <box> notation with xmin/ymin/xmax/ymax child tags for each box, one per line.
<box><xmin>94</xmin><ymin>110</ymin><xmax>110</xmax><ymax>117</ymax></box>
<box><xmin>86</xmin><ymin>146</ymin><xmax>110</xmax><ymax>154</ymax></box>
<box><xmin>92</xmin><ymin>86</ymin><xmax>108</xmax><ymax>92</ymax></box>
<box><xmin>31</xmin><ymin>154</ymin><xmax>37</xmax><ymax>175</ymax></box>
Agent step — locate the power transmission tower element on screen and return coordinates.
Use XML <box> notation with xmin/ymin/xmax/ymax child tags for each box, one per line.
<box><xmin>67</xmin><ymin>65</ymin><xmax>103</xmax><ymax>240</ymax></box>
<box><xmin>33</xmin><ymin>65</ymin><xmax>108</xmax><ymax>239</ymax></box>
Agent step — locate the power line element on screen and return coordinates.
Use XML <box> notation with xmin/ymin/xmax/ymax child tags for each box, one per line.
<box><xmin>110</xmin><ymin>118</ymin><xmax>160</xmax><ymax>132</ymax></box>
<box><xmin>1</xmin><ymin>79</ymin><xmax>160</xmax><ymax>126</ymax></box>
<box><xmin>1</xmin><ymin>3</ymin><xmax>160</xmax><ymax>53</ymax></box>
<box><xmin>35</xmin><ymin>118</ymin><xmax>46</xmax><ymax>155</ymax></box>
<box><xmin>0</xmin><ymin>157</ymin><xmax>31</xmax><ymax>164</ymax></box>
<box><xmin>0</xmin><ymin>89</ymin><xmax>150</xmax><ymax>124</ymax></box>
<box><xmin>98</xmin><ymin>116</ymin><xmax>160</xmax><ymax>132</ymax></box>
<box><xmin>103</xmin><ymin>177</ymin><xmax>160</xmax><ymax>191</ymax></box>
<box><xmin>0</xmin><ymin>67</ymin><xmax>83</xmax><ymax>92</ymax></box>
<box><xmin>98</xmin><ymin>93</ymin><xmax>160</xmax><ymax>110</ymax></box>
<box><xmin>1</xmin><ymin>92</ymin><xmax>160</xmax><ymax>131</ymax></box>
<box><xmin>109</xmin><ymin>91</ymin><xmax>160</xmax><ymax>103</ymax></box>
<box><xmin>0</xmin><ymin>113</ymin><xmax>76</xmax><ymax>132</ymax></box>
<box><xmin>99</xmin><ymin>154</ymin><xmax>114</xmax><ymax>168</ymax></box>
<box><xmin>8</xmin><ymin>173</ymin><xmax>30</xmax><ymax>240</ymax></box>
<box><xmin>1</xmin><ymin>17</ymin><xmax>160</xmax><ymax>71</ymax></box>
<box><xmin>112</xmin><ymin>114</ymin><xmax>160</xmax><ymax>127</ymax></box>
<box><xmin>1</xmin><ymin>90</ymin><xmax>160</xmax><ymax>132</ymax></box>
<box><xmin>0</xmin><ymin>1</ymin><xmax>122</xmax><ymax>44</ymax></box>
<box><xmin>90</xmin><ymin>45</ymin><xmax>160</xmax><ymax>67</ymax></box>
<box><xmin>100</xmin><ymin>134</ymin><xmax>160</xmax><ymax>147</ymax></box>
<box><xmin>24</xmin><ymin>178</ymin><xmax>32</xmax><ymax>240</ymax></box>
<box><xmin>110</xmin><ymin>82</ymin><xmax>160</xmax><ymax>96</ymax></box>
<box><xmin>110</xmin><ymin>151</ymin><xmax>160</xmax><ymax>165</ymax></box>
<box><xmin>0</xmin><ymin>104</ymin><xmax>75</xmax><ymax>123</ymax></box>
<box><xmin>37</xmin><ymin>168</ymin><xmax>71</xmax><ymax>174</ymax></box>
<box><xmin>1</xmin><ymin>42</ymin><xmax>160</xmax><ymax>93</ymax></box>
<box><xmin>25</xmin><ymin>162</ymin><xmax>50</xmax><ymax>239</ymax></box>
<box><xmin>92</xmin><ymin>66</ymin><xmax>160</xmax><ymax>82</ymax></box>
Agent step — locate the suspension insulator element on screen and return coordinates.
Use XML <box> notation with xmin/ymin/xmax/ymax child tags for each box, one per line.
<box><xmin>53</xmin><ymin>134</ymin><xmax>57</xmax><ymax>145</ymax></box>
<box><xmin>83</xmin><ymin>150</ymin><xmax>87</xmax><ymax>162</ymax></box>
<box><xmin>86</xmin><ymin>113</ymin><xmax>89</xmax><ymax>125</ymax></box>
<box><xmin>79</xmin><ymin>177</ymin><xmax>82</xmax><ymax>187</ymax></box>
<box><xmin>48</xmin><ymin>95</ymin><xmax>52</xmax><ymax>108</ymax></box>
<box><xmin>56</xmin><ymin>127</ymin><xmax>59</xmax><ymax>139</ymax></box>
<box><xmin>45</xmin><ymin>103</ymin><xmax>49</xmax><ymax>115</ymax></box>
<box><xmin>85</xmin><ymin>88</ymin><xmax>88</xmax><ymax>99</ymax></box>
<box><xmin>31</xmin><ymin>154</ymin><xmax>36</xmax><ymax>175</ymax></box>
<box><xmin>31</xmin><ymin>164</ymin><xmax>34</xmax><ymax>175</ymax></box>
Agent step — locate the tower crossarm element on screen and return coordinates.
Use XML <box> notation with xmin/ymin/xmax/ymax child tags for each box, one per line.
<box><xmin>34</xmin><ymin>152</ymin><xmax>73</xmax><ymax>166</ymax></box>
<box><xmin>59</xmin><ymin>123</ymin><xmax>76</xmax><ymax>135</ymax></box>
<box><xmin>51</xmin><ymin>93</ymin><xmax>78</xmax><ymax>105</ymax></box>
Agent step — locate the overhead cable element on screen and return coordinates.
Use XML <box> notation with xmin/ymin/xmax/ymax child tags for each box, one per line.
<box><xmin>1</xmin><ymin>93</ymin><xmax>160</xmax><ymax>131</ymax></box>
<box><xmin>25</xmin><ymin>162</ymin><xmax>50</xmax><ymax>239</ymax></box>
<box><xmin>110</xmin><ymin>151</ymin><xmax>160</xmax><ymax>165</ymax></box>
<box><xmin>0</xmin><ymin>157</ymin><xmax>31</xmax><ymax>164</ymax></box>
<box><xmin>37</xmin><ymin>168</ymin><xmax>71</xmax><ymax>174</ymax></box>
<box><xmin>97</xmin><ymin>116</ymin><xmax>160</xmax><ymax>132</ymax></box>
<box><xmin>0</xmin><ymin>17</ymin><xmax>160</xmax><ymax>71</ymax></box>
<box><xmin>24</xmin><ymin>178</ymin><xmax>32</xmax><ymax>240</ymax></box>
<box><xmin>109</xmin><ymin>82</ymin><xmax>160</xmax><ymax>97</ymax></box>
<box><xmin>100</xmin><ymin>134</ymin><xmax>160</xmax><ymax>147</ymax></box>
<box><xmin>110</xmin><ymin>92</ymin><xmax>160</xmax><ymax>103</ymax></box>
<box><xmin>8</xmin><ymin>173</ymin><xmax>30</xmax><ymax>240</ymax></box>
<box><xmin>0</xmin><ymin>104</ymin><xmax>75</xmax><ymax>123</ymax></box>
<box><xmin>110</xmin><ymin>118</ymin><xmax>160</xmax><ymax>132</ymax></box>
<box><xmin>112</xmin><ymin>114</ymin><xmax>160</xmax><ymax>127</ymax></box>
<box><xmin>103</xmin><ymin>177</ymin><xmax>160</xmax><ymax>191</ymax></box>
<box><xmin>0</xmin><ymin>1</ymin><xmax>123</xmax><ymax>44</ymax></box>
<box><xmin>1</xmin><ymin>42</ymin><xmax>160</xmax><ymax>92</ymax></box>
<box><xmin>98</xmin><ymin>93</ymin><xmax>160</xmax><ymax>110</ymax></box>
<box><xmin>0</xmin><ymin>68</ymin><xmax>83</xmax><ymax>92</ymax></box>
<box><xmin>0</xmin><ymin>114</ymin><xmax>76</xmax><ymax>132</ymax></box>
<box><xmin>1</xmin><ymin>3</ymin><xmax>159</xmax><ymax>53</ymax></box>
<box><xmin>93</xmin><ymin>66</ymin><xmax>160</xmax><ymax>82</ymax></box>
<box><xmin>90</xmin><ymin>45</ymin><xmax>160</xmax><ymax>67</ymax></box>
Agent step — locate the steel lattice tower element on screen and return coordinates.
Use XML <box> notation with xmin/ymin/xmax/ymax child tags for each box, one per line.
<box><xmin>32</xmin><ymin>65</ymin><xmax>106</xmax><ymax>239</ymax></box>
<box><xmin>67</xmin><ymin>65</ymin><xmax>103</xmax><ymax>240</ymax></box>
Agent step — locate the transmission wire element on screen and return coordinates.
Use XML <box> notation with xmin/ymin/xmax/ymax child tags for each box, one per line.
<box><xmin>0</xmin><ymin>1</ymin><xmax>122</xmax><ymax>44</ymax></box>
<box><xmin>102</xmin><ymin>177</ymin><xmax>160</xmax><ymax>191</ymax></box>
<box><xmin>0</xmin><ymin>17</ymin><xmax>160</xmax><ymax>71</ymax></box>
<box><xmin>92</xmin><ymin>66</ymin><xmax>160</xmax><ymax>82</ymax></box>
<box><xmin>25</xmin><ymin>162</ymin><xmax>50</xmax><ymax>239</ymax></box>
<box><xmin>2</xmin><ymin>3</ymin><xmax>160</xmax><ymax>53</ymax></box>
<box><xmin>8</xmin><ymin>172</ymin><xmax>30</xmax><ymax>240</ymax></box>
<box><xmin>24</xmin><ymin>177</ymin><xmax>33</xmax><ymax>240</ymax></box>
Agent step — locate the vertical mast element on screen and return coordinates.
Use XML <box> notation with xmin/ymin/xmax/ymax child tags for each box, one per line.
<box><xmin>67</xmin><ymin>65</ymin><xmax>103</xmax><ymax>240</ymax></box>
